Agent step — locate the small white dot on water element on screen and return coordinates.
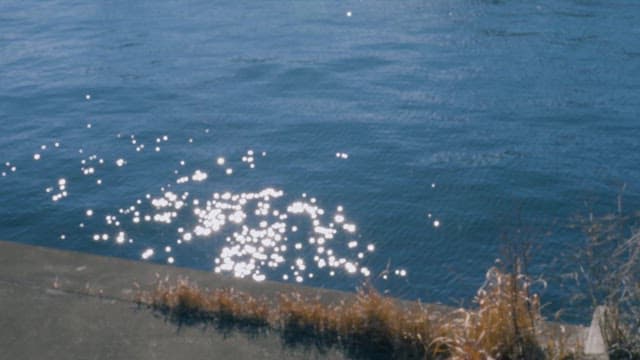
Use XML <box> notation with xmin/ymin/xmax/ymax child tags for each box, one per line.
<box><xmin>225</xmin><ymin>168</ymin><xmax>233</xmax><ymax>175</ymax></box>
<box><xmin>33</xmin><ymin>153</ymin><xmax>40</xmax><ymax>160</ymax></box>
<box><xmin>433</xmin><ymin>220</ymin><xmax>441</xmax><ymax>227</ymax></box>
<box><xmin>86</xmin><ymin>209</ymin><xmax>93</xmax><ymax>217</ymax></box>
<box><xmin>85</xmin><ymin>94</ymin><xmax>91</xmax><ymax>100</ymax></box>
<box><xmin>216</xmin><ymin>157</ymin><xmax>225</xmax><ymax>165</ymax></box>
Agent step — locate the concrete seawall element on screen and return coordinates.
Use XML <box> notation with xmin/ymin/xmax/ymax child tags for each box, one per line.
<box><xmin>0</xmin><ymin>240</ymin><xmax>604</xmax><ymax>359</ymax></box>
<box><xmin>0</xmin><ymin>240</ymin><xmax>353</xmax><ymax>359</ymax></box>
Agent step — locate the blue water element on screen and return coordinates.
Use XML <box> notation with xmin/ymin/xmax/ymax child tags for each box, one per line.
<box><xmin>1</xmin><ymin>0</ymin><xmax>639</xmax><ymax>321</ymax></box>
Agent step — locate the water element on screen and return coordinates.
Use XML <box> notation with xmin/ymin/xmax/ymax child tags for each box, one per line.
<box><xmin>1</xmin><ymin>0</ymin><xmax>639</xmax><ymax>321</ymax></box>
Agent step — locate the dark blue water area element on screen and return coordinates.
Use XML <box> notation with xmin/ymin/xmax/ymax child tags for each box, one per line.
<box><xmin>1</xmin><ymin>0</ymin><xmax>639</xmax><ymax>322</ymax></box>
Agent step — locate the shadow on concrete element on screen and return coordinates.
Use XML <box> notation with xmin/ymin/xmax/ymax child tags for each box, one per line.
<box><xmin>147</xmin><ymin>304</ymin><xmax>434</xmax><ymax>360</ymax></box>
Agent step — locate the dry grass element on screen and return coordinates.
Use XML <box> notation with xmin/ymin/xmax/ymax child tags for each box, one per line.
<box><xmin>137</xmin><ymin>266</ymin><xmax>579</xmax><ymax>359</ymax></box>
<box><xmin>569</xmin><ymin>211</ymin><xmax>640</xmax><ymax>359</ymax></box>
<box><xmin>452</xmin><ymin>268</ymin><xmax>542</xmax><ymax>359</ymax></box>
<box><xmin>139</xmin><ymin>277</ymin><xmax>271</xmax><ymax>327</ymax></box>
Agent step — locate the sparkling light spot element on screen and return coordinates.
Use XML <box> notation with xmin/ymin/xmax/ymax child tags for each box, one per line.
<box><xmin>141</xmin><ymin>248</ymin><xmax>154</xmax><ymax>260</ymax></box>
<box><xmin>191</xmin><ymin>170</ymin><xmax>208</xmax><ymax>182</ymax></box>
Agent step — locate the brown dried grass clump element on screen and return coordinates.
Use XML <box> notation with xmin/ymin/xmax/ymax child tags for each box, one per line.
<box><xmin>446</xmin><ymin>267</ymin><xmax>544</xmax><ymax>359</ymax></box>
<box><xmin>138</xmin><ymin>269</ymin><xmax>577</xmax><ymax>359</ymax></box>
<box><xmin>141</xmin><ymin>277</ymin><xmax>271</xmax><ymax>327</ymax></box>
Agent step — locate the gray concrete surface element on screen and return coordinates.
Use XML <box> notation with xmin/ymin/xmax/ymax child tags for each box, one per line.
<box><xmin>0</xmin><ymin>240</ymin><xmax>605</xmax><ymax>359</ymax></box>
<box><xmin>0</xmin><ymin>240</ymin><xmax>349</xmax><ymax>360</ymax></box>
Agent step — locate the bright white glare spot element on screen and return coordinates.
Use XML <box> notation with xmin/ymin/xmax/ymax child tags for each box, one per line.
<box><xmin>96</xmin><ymin>179</ymin><xmax>102</xmax><ymax>185</ymax></box>
<box><xmin>60</xmin><ymin>234</ymin><xmax>66</xmax><ymax>240</ymax></box>
<box><xmin>348</xmin><ymin>241</ymin><xmax>358</xmax><ymax>248</ymax></box>
<box><xmin>33</xmin><ymin>153</ymin><xmax>41</xmax><ymax>160</ymax></box>
<box><xmin>225</xmin><ymin>168</ymin><xmax>233</xmax><ymax>175</ymax></box>
<box><xmin>141</xmin><ymin>248</ymin><xmax>154</xmax><ymax>260</ymax></box>
<box><xmin>167</xmin><ymin>257</ymin><xmax>174</xmax><ymax>264</ymax></box>
<box><xmin>433</xmin><ymin>220</ymin><xmax>441</xmax><ymax>228</ymax></box>
<box><xmin>165</xmin><ymin>246</ymin><xmax>172</xmax><ymax>253</ymax></box>
<box><xmin>345</xmin><ymin>262</ymin><xmax>357</xmax><ymax>273</ymax></box>
<box><xmin>191</xmin><ymin>170</ymin><xmax>208</xmax><ymax>182</ymax></box>
<box><xmin>367</xmin><ymin>244</ymin><xmax>375</xmax><ymax>252</ymax></box>
<box><xmin>346</xmin><ymin>11</ymin><xmax>352</xmax><ymax>17</ymax></box>
<box><xmin>87</xmin><ymin>123</ymin><xmax>92</xmax><ymax>129</ymax></box>
<box><xmin>216</xmin><ymin>157</ymin><xmax>225</xmax><ymax>165</ymax></box>
<box><xmin>54</xmin><ymin>142</ymin><xmax>60</xmax><ymax>147</ymax></box>
<box><xmin>343</xmin><ymin>224</ymin><xmax>357</xmax><ymax>233</ymax></box>
<box><xmin>115</xmin><ymin>158</ymin><xmax>126</xmax><ymax>167</ymax></box>
<box><xmin>431</xmin><ymin>183</ymin><xmax>436</xmax><ymax>188</ymax></box>
<box><xmin>86</xmin><ymin>209</ymin><xmax>93</xmax><ymax>217</ymax></box>
<box><xmin>85</xmin><ymin>94</ymin><xmax>91</xmax><ymax>100</ymax></box>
